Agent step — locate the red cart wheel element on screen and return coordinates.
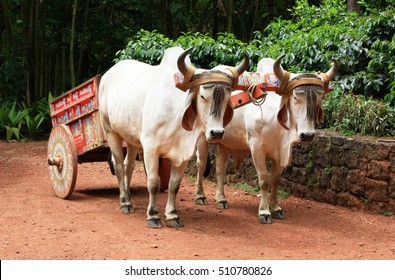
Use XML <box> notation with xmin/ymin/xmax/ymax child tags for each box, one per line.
<box><xmin>47</xmin><ymin>124</ymin><xmax>78</xmax><ymax>199</ymax></box>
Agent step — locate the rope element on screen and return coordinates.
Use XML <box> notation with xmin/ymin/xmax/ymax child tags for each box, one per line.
<box><xmin>243</xmin><ymin>74</ymin><xmax>267</xmax><ymax>106</ymax></box>
<box><xmin>242</xmin><ymin>74</ymin><xmax>267</xmax><ymax>129</ymax></box>
<box><xmin>246</xmin><ymin>83</ymin><xmax>267</xmax><ymax>106</ymax></box>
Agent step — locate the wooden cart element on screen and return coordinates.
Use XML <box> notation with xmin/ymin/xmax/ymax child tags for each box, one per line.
<box><xmin>47</xmin><ymin>71</ymin><xmax>278</xmax><ymax>199</ymax></box>
<box><xmin>47</xmin><ymin>76</ymin><xmax>171</xmax><ymax>199</ymax></box>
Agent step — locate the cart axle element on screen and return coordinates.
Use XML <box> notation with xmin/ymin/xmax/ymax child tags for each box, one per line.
<box><xmin>48</xmin><ymin>155</ymin><xmax>63</xmax><ymax>170</ymax></box>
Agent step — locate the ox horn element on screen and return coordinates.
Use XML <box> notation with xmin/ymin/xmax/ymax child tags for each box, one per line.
<box><xmin>273</xmin><ymin>54</ymin><xmax>286</xmax><ymax>81</ymax></box>
<box><xmin>324</xmin><ymin>58</ymin><xmax>339</xmax><ymax>82</ymax></box>
<box><xmin>273</xmin><ymin>54</ymin><xmax>291</xmax><ymax>95</ymax></box>
<box><xmin>177</xmin><ymin>47</ymin><xmax>195</xmax><ymax>83</ymax></box>
<box><xmin>235</xmin><ymin>53</ymin><xmax>250</xmax><ymax>75</ymax></box>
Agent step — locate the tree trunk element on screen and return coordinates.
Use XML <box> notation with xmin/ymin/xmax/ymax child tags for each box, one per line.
<box><xmin>226</xmin><ymin>0</ymin><xmax>234</xmax><ymax>33</ymax></box>
<box><xmin>0</xmin><ymin>0</ymin><xmax>14</xmax><ymax>42</ymax></box>
<box><xmin>347</xmin><ymin>0</ymin><xmax>361</xmax><ymax>13</ymax></box>
<box><xmin>160</xmin><ymin>0</ymin><xmax>170</xmax><ymax>37</ymax></box>
<box><xmin>250</xmin><ymin>0</ymin><xmax>261</xmax><ymax>41</ymax></box>
<box><xmin>54</xmin><ymin>52</ymin><xmax>59</xmax><ymax>97</ymax></box>
<box><xmin>26</xmin><ymin>0</ymin><xmax>36</xmax><ymax>105</ymax></box>
<box><xmin>77</xmin><ymin>0</ymin><xmax>90</xmax><ymax>81</ymax></box>
<box><xmin>62</xmin><ymin>29</ymin><xmax>66</xmax><ymax>94</ymax></box>
<box><xmin>70</xmin><ymin>0</ymin><xmax>78</xmax><ymax>88</ymax></box>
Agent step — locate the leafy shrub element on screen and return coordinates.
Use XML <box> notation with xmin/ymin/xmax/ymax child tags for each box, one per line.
<box><xmin>116</xmin><ymin>30</ymin><xmax>256</xmax><ymax>70</ymax></box>
<box><xmin>22</xmin><ymin>96</ymin><xmax>52</xmax><ymax>140</ymax></box>
<box><xmin>0</xmin><ymin>101</ymin><xmax>30</xmax><ymax>141</ymax></box>
<box><xmin>322</xmin><ymin>88</ymin><xmax>395</xmax><ymax>137</ymax></box>
<box><xmin>0</xmin><ymin>94</ymin><xmax>52</xmax><ymax>141</ymax></box>
<box><xmin>115</xmin><ymin>29</ymin><xmax>174</xmax><ymax>65</ymax></box>
<box><xmin>253</xmin><ymin>0</ymin><xmax>395</xmax><ymax>102</ymax></box>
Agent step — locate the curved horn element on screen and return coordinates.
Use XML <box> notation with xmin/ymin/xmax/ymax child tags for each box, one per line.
<box><xmin>235</xmin><ymin>53</ymin><xmax>250</xmax><ymax>75</ymax></box>
<box><xmin>177</xmin><ymin>47</ymin><xmax>194</xmax><ymax>75</ymax></box>
<box><xmin>273</xmin><ymin>54</ymin><xmax>286</xmax><ymax>81</ymax></box>
<box><xmin>324</xmin><ymin>58</ymin><xmax>339</xmax><ymax>82</ymax></box>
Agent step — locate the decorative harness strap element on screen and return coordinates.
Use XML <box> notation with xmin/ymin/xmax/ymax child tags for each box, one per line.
<box><xmin>175</xmin><ymin>67</ymin><xmax>239</xmax><ymax>92</ymax></box>
<box><xmin>275</xmin><ymin>71</ymin><xmax>330</xmax><ymax>96</ymax></box>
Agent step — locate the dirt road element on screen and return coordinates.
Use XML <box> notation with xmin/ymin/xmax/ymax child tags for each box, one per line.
<box><xmin>1</xmin><ymin>141</ymin><xmax>394</xmax><ymax>260</ymax></box>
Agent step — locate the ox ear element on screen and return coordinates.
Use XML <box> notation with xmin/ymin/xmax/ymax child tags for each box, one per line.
<box><xmin>181</xmin><ymin>90</ymin><xmax>198</xmax><ymax>131</ymax></box>
<box><xmin>223</xmin><ymin>100</ymin><xmax>234</xmax><ymax>127</ymax></box>
<box><xmin>316</xmin><ymin>104</ymin><xmax>324</xmax><ymax>125</ymax></box>
<box><xmin>277</xmin><ymin>95</ymin><xmax>290</xmax><ymax>130</ymax></box>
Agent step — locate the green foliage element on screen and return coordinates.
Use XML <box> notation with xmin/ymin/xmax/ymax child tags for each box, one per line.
<box><xmin>233</xmin><ymin>181</ymin><xmax>289</xmax><ymax>199</ymax></box>
<box><xmin>234</xmin><ymin>182</ymin><xmax>260</xmax><ymax>193</ymax></box>
<box><xmin>22</xmin><ymin>96</ymin><xmax>52</xmax><ymax>140</ymax></box>
<box><xmin>115</xmin><ymin>30</ymin><xmax>174</xmax><ymax>65</ymax></box>
<box><xmin>115</xmin><ymin>30</ymin><xmax>255</xmax><ymax>70</ymax></box>
<box><xmin>252</xmin><ymin>0</ymin><xmax>395</xmax><ymax>102</ymax></box>
<box><xmin>322</xmin><ymin>88</ymin><xmax>395</xmax><ymax>137</ymax></box>
<box><xmin>0</xmin><ymin>94</ymin><xmax>52</xmax><ymax>141</ymax></box>
<box><xmin>0</xmin><ymin>101</ymin><xmax>30</xmax><ymax>141</ymax></box>
<box><xmin>278</xmin><ymin>189</ymin><xmax>290</xmax><ymax>199</ymax></box>
<box><xmin>117</xmin><ymin>1</ymin><xmax>395</xmax><ymax>103</ymax></box>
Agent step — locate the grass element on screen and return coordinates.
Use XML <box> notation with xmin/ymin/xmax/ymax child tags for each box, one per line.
<box><xmin>233</xmin><ymin>181</ymin><xmax>290</xmax><ymax>199</ymax></box>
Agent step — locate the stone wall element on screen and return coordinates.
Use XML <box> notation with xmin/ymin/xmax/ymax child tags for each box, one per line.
<box><xmin>281</xmin><ymin>131</ymin><xmax>395</xmax><ymax>215</ymax></box>
<box><xmin>188</xmin><ymin>131</ymin><xmax>395</xmax><ymax>215</ymax></box>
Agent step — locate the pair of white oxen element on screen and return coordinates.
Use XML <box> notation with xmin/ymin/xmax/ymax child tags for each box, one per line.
<box><xmin>99</xmin><ymin>46</ymin><xmax>338</xmax><ymax>229</ymax></box>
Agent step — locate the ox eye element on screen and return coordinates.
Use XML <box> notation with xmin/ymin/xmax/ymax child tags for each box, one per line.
<box><xmin>200</xmin><ymin>95</ymin><xmax>206</xmax><ymax>101</ymax></box>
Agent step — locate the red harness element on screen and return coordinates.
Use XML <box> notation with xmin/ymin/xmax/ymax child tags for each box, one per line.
<box><xmin>230</xmin><ymin>72</ymin><xmax>280</xmax><ymax>108</ymax></box>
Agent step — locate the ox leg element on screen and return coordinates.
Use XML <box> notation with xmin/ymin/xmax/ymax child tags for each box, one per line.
<box><xmin>107</xmin><ymin>133</ymin><xmax>133</xmax><ymax>214</ymax></box>
<box><xmin>195</xmin><ymin>138</ymin><xmax>209</xmax><ymax>205</ymax></box>
<box><xmin>270</xmin><ymin>162</ymin><xmax>285</xmax><ymax>219</ymax></box>
<box><xmin>125</xmin><ymin>144</ymin><xmax>138</xmax><ymax>193</ymax></box>
<box><xmin>144</xmin><ymin>150</ymin><xmax>163</xmax><ymax>229</ymax></box>
<box><xmin>230</xmin><ymin>150</ymin><xmax>245</xmax><ymax>181</ymax></box>
<box><xmin>165</xmin><ymin>162</ymin><xmax>188</xmax><ymax>228</ymax></box>
<box><xmin>251</xmin><ymin>151</ymin><xmax>272</xmax><ymax>224</ymax></box>
<box><xmin>215</xmin><ymin>145</ymin><xmax>230</xmax><ymax>209</ymax></box>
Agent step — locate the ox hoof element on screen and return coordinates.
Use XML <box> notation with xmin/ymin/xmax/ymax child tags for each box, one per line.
<box><xmin>146</xmin><ymin>218</ymin><xmax>164</xmax><ymax>229</ymax></box>
<box><xmin>165</xmin><ymin>218</ymin><xmax>184</xmax><ymax>228</ymax></box>
<box><xmin>195</xmin><ymin>197</ymin><xmax>208</xmax><ymax>205</ymax></box>
<box><xmin>120</xmin><ymin>205</ymin><xmax>134</xmax><ymax>214</ymax></box>
<box><xmin>258</xmin><ymin>214</ymin><xmax>273</xmax><ymax>224</ymax></box>
<box><xmin>216</xmin><ymin>201</ymin><xmax>229</xmax><ymax>209</ymax></box>
<box><xmin>271</xmin><ymin>209</ymin><xmax>285</xmax><ymax>219</ymax></box>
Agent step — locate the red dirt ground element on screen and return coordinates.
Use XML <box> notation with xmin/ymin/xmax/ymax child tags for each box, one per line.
<box><xmin>0</xmin><ymin>140</ymin><xmax>394</xmax><ymax>260</ymax></box>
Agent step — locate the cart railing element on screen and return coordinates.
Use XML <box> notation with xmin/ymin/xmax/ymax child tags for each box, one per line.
<box><xmin>49</xmin><ymin>76</ymin><xmax>104</xmax><ymax>156</ymax></box>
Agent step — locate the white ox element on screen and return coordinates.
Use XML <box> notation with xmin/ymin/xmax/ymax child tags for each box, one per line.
<box><xmin>99</xmin><ymin>47</ymin><xmax>249</xmax><ymax>228</ymax></box>
<box><xmin>195</xmin><ymin>55</ymin><xmax>338</xmax><ymax>224</ymax></box>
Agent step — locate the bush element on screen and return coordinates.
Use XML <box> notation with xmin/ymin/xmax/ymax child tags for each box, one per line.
<box><xmin>322</xmin><ymin>88</ymin><xmax>395</xmax><ymax>137</ymax></box>
<box><xmin>0</xmin><ymin>95</ymin><xmax>52</xmax><ymax>141</ymax></box>
<box><xmin>256</xmin><ymin>0</ymin><xmax>395</xmax><ymax>102</ymax></box>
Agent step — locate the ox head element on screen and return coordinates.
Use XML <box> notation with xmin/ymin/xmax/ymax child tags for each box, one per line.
<box><xmin>273</xmin><ymin>54</ymin><xmax>338</xmax><ymax>142</ymax></box>
<box><xmin>177</xmin><ymin>48</ymin><xmax>249</xmax><ymax>143</ymax></box>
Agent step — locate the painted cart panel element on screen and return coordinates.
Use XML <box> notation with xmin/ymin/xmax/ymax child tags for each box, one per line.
<box><xmin>49</xmin><ymin>76</ymin><xmax>104</xmax><ymax>156</ymax></box>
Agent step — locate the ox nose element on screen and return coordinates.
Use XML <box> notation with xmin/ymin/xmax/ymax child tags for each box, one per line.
<box><xmin>210</xmin><ymin>129</ymin><xmax>225</xmax><ymax>139</ymax></box>
<box><xmin>300</xmin><ymin>132</ymin><xmax>316</xmax><ymax>142</ymax></box>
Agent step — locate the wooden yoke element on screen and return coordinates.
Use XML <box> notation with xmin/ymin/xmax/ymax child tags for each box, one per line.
<box><xmin>230</xmin><ymin>72</ymin><xmax>280</xmax><ymax>109</ymax></box>
<box><xmin>173</xmin><ymin>71</ymin><xmax>332</xmax><ymax>110</ymax></box>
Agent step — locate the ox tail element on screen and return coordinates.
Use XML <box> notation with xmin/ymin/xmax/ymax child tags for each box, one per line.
<box><xmin>108</xmin><ymin>151</ymin><xmax>116</xmax><ymax>175</ymax></box>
